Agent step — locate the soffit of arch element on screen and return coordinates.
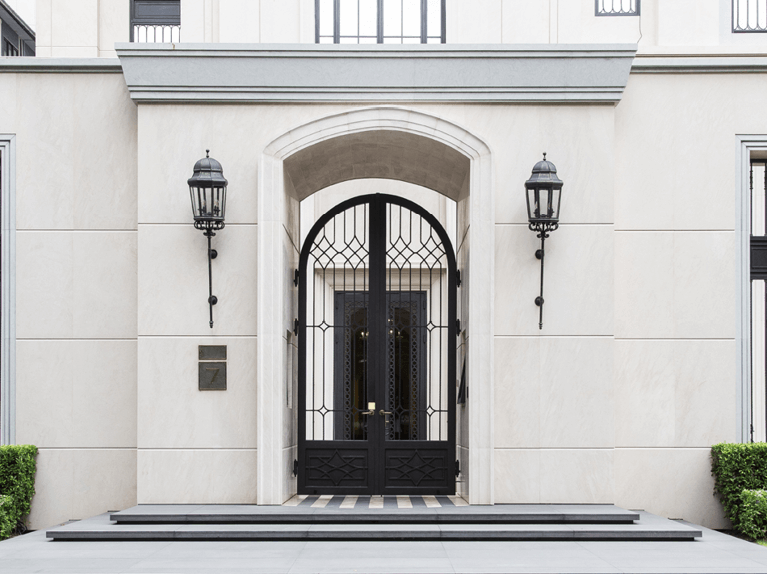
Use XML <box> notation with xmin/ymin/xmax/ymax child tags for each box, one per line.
<box><xmin>284</xmin><ymin>130</ymin><xmax>470</xmax><ymax>201</ymax></box>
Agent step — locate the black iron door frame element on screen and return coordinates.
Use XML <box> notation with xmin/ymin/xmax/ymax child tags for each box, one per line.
<box><xmin>297</xmin><ymin>193</ymin><xmax>457</xmax><ymax>495</ymax></box>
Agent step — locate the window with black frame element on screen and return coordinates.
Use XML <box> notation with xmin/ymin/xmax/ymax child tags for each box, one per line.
<box><xmin>130</xmin><ymin>0</ymin><xmax>180</xmax><ymax>42</ymax></box>
<box><xmin>751</xmin><ymin>157</ymin><xmax>767</xmax><ymax>442</ymax></box>
<box><xmin>316</xmin><ymin>0</ymin><xmax>445</xmax><ymax>44</ymax></box>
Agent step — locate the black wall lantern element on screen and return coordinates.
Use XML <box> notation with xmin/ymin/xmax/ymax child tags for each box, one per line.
<box><xmin>525</xmin><ymin>153</ymin><xmax>563</xmax><ymax>330</ymax></box>
<box><xmin>188</xmin><ymin>150</ymin><xmax>228</xmax><ymax>328</ymax></box>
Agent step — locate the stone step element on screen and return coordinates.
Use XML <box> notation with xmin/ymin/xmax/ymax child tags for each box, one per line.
<box><xmin>47</xmin><ymin>521</ymin><xmax>702</xmax><ymax>542</ymax></box>
<box><xmin>46</xmin><ymin>511</ymin><xmax>703</xmax><ymax>542</ymax></box>
<box><xmin>109</xmin><ymin>502</ymin><xmax>641</xmax><ymax>525</ymax></box>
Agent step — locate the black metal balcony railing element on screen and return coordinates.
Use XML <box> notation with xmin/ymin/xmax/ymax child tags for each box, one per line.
<box><xmin>595</xmin><ymin>0</ymin><xmax>640</xmax><ymax>16</ymax></box>
<box><xmin>734</xmin><ymin>0</ymin><xmax>767</xmax><ymax>32</ymax></box>
<box><xmin>130</xmin><ymin>0</ymin><xmax>180</xmax><ymax>42</ymax></box>
<box><xmin>132</xmin><ymin>24</ymin><xmax>180</xmax><ymax>43</ymax></box>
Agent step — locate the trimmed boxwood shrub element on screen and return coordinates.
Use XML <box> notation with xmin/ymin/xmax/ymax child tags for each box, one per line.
<box><xmin>0</xmin><ymin>445</ymin><xmax>38</xmax><ymax>539</ymax></box>
<box><xmin>739</xmin><ymin>490</ymin><xmax>767</xmax><ymax>540</ymax></box>
<box><xmin>711</xmin><ymin>443</ymin><xmax>767</xmax><ymax>529</ymax></box>
<box><xmin>0</xmin><ymin>496</ymin><xmax>13</xmax><ymax>539</ymax></box>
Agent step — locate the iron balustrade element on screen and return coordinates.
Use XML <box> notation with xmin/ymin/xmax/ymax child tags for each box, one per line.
<box><xmin>130</xmin><ymin>0</ymin><xmax>180</xmax><ymax>42</ymax></box>
<box><xmin>595</xmin><ymin>0</ymin><xmax>640</xmax><ymax>16</ymax></box>
<box><xmin>132</xmin><ymin>24</ymin><xmax>180</xmax><ymax>43</ymax></box>
<box><xmin>734</xmin><ymin>0</ymin><xmax>767</xmax><ymax>31</ymax></box>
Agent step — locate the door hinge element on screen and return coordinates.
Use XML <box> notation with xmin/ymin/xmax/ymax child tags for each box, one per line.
<box><xmin>456</xmin><ymin>319</ymin><xmax>461</xmax><ymax>335</ymax></box>
<box><xmin>293</xmin><ymin>318</ymin><xmax>299</xmax><ymax>337</ymax></box>
<box><xmin>293</xmin><ymin>459</ymin><xmax>298</xmax><ymax>476</ymax></box>
<box><xmin>455</xmin><ymin>459</ymin><xmax>461</xmax><ymax>477</ymax></box>
<box><xmin>456</xmin><ymin>270</ymin><xmax>462</xmax><ymax>287</ymax></box>
<box><xmin>293</xmin><ymin>269</ymin><xmax>299</xmax><ymax>287</ymax></box>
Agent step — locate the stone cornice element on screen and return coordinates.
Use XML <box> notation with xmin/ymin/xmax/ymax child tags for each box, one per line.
<box><xmin>114</xmin><ymin>43</ymin><xmax>637</xmax><ymax>104</ymax></box>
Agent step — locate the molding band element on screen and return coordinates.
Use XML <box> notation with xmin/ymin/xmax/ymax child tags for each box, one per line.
<box><xmin>115</xmin><ymin>43</ymin><xmax>637</xmax><ymax>104</ymax></box>
<box><xmin>0</xmin><ymin>58</ymin><xmax>122</xmax><ymax>73</ymax></box>
<box><xmin>633</xmin><ymin>54</ymin><xmax>767</xmax><ymax>73</ymax></box>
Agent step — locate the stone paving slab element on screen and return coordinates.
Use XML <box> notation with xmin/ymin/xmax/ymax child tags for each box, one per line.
<box><xmin>1</xmin><ymin>514</ymin><xmax>767</xmax><ymax>573</ymax></box>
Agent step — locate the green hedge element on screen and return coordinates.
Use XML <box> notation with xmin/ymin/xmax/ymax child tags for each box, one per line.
<box><xmin>0</xmin><ymin>445</ymin><xmax>38</xmax><ymax>539</ymax></box>
<box><xmin>0</xmin><ymin>496</ymin><xmax>13</xmax><ymax>539</ymax></box>
<box><xmin>711</xmin><ymin>443</ymin><xmax>767</xmax><ymax>530</ymax></box>
<box><xmin>739</xmin><ymin>490</ymin><xmax>767</xmax><ymax>540</ymax></box>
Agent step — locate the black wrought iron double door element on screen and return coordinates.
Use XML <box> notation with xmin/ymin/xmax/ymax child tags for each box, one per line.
<box><xmin>298</xmin><ymin>194</ymin><xmax>456</xmax><ymax>495</ymax></box>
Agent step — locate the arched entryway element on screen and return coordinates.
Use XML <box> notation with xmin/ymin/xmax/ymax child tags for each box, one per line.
<box><xmin>298</xmin><ymin>193</ymin><xmax>457</xmax><ymax>495</ymax></box>
<box><xmin>257</xmin><ymin>106</ymin><xmax>494</xmax><ymax>505</ymax></box>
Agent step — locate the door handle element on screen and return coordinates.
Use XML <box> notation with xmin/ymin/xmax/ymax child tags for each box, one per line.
<box><xmin>361</xmin><ymin>410</ymin><xmax>375</xmax><ymax>416</ymax></box>
<box><xmin>379</xmin><ymin>410</ymin><xmax>393</xmax><ymax>416</ymax></box>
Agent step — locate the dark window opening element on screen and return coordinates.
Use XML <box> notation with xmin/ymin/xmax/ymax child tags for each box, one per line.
<box><xmin>3</xmin><ymin>40</ymin><xmax>18</xmax><ymax>56</ymax></box>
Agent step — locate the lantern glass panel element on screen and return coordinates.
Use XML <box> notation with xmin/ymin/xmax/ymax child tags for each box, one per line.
<box><xmin>526</xmin><ymin>187</ymin><xmax>538</xmax><ymax>219</ymax></box>
<box><xmin>527</xmin><ymin>186</ymin><xmax>562</xmax><ymax>221</ymax></box>
<box><xmin>550</xmin><ymin>187</ymin><xmax>561</xmax><ymax>220</ymax></box>
<box><xmin>190</xmin><ymin>185</ymin><xmax>227</xmax><ymax>222</ymax></box>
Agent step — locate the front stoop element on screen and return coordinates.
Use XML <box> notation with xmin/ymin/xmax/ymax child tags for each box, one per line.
<box><xmin>46</xmin><ymin>501</ymin><xmax>702</xmax><ymax>542</ymax></box>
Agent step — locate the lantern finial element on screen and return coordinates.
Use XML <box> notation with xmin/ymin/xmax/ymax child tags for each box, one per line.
<box><xmin>543</xmin><ymin>152</ymin><xmax>546</xmax><ymax>160</ymax></box>
<box><xmin>206</xmin><ymin>149</ymin><xmax>210</xmax><ymax>158</ymax></box>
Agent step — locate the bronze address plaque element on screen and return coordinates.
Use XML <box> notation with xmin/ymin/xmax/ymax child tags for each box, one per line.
<box><xmin>198</xmin><ymin>345</ymin><xmax>227</xmax><ymax>390</ymax></box>
<box><xmin>199</xmin><ymin>345</ymin><xmax>227</xmax><ymax>360</ymax></box>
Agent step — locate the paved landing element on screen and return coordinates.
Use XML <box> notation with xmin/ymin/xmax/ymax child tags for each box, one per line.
<box><xmin>5</xmin><ymin>513</ymin><xmax>767</xmax><ymax>573</ymax></box>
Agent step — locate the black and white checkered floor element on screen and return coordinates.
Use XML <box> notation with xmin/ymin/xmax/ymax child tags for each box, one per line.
<box><xmin>285</xmin><ymin>494</ymin><xmax>469</xmax><ymax>509</ymax></box>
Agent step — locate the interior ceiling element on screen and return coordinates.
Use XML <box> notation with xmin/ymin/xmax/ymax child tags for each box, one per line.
<box><xmin>284</xmin><ymin>130</ymin><xmax>470</xmax><ymax>201</ymax></box>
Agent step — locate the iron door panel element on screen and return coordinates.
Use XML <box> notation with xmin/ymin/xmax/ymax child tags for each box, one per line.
<box><xmin>301</xmin><ymin>442</ymin><xmax>371</xmax><ymax>494</ymax></box>
<box><xmin>382</xmin><ymin>443</ymin><xmax>452</xmax><ymax>495</ymax></box>
<box><xmin>298</xmin><ymin>194</ymin><xmax>456</xmax><ymax>496</ymax></box>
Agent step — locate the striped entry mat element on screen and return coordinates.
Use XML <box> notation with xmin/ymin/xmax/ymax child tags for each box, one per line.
<box><xmin>283</xmin><ymin>495</ymin><xmax>469</xmax><ymax>509</ymax></box>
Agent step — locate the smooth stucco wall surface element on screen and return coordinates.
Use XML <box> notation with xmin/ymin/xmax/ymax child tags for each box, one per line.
<box><xmin>2</xmin><ymin>67</ymin><xmax>757</xmax><ymax>529</ymax></box>
<box><xmin>0</xmin><ymin>71</ymin><xmax>138</xmax><ymax>529</ymax></box>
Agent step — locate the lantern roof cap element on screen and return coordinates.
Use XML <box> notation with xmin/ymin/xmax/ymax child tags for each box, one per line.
<box><xmin>188</xmin><ymin>149</ymin><xmax>228</xmax><ymax>188</ymax></box>
<box><xmin>525</xmin><ymin>153</ymin><xmax>563</xmax><ymax>188</ymax></box>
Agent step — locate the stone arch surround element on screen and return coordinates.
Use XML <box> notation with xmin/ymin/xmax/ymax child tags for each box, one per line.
<box><xmin>257</xmin><ymin>106</ymin><xmax>494</xmax><ymax>505</ymax></box>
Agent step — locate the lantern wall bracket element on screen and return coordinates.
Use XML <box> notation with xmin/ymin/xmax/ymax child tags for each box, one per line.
<box><xmin>530</xmin><ymin>224</ymin><xmax>555</xmax><ymax>330</ymax></box>
<box><xmin>205</xmin><ymin>230</ymin><xmax>218</xmax><ymax>329</ymax></box>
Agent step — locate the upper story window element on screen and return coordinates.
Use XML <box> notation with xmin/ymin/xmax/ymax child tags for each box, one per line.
<box><xmin>316</xmin><ymin>0</ymin><xmax>445</xmax><ymax>44</ymax></box>
<box><xmin>733</xmin><ymin>0</ymin><xmax>767</xmax><ymax>32</ymax></box>
<box><xmin>595</xmin><ymin>0</ymin><xmax>640</xmax><ymax>16</ymax></box>
<box><xmin>130</xmin><ymin>0</ymin><xmax>181</xmax><ymax>42</ymax></box>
